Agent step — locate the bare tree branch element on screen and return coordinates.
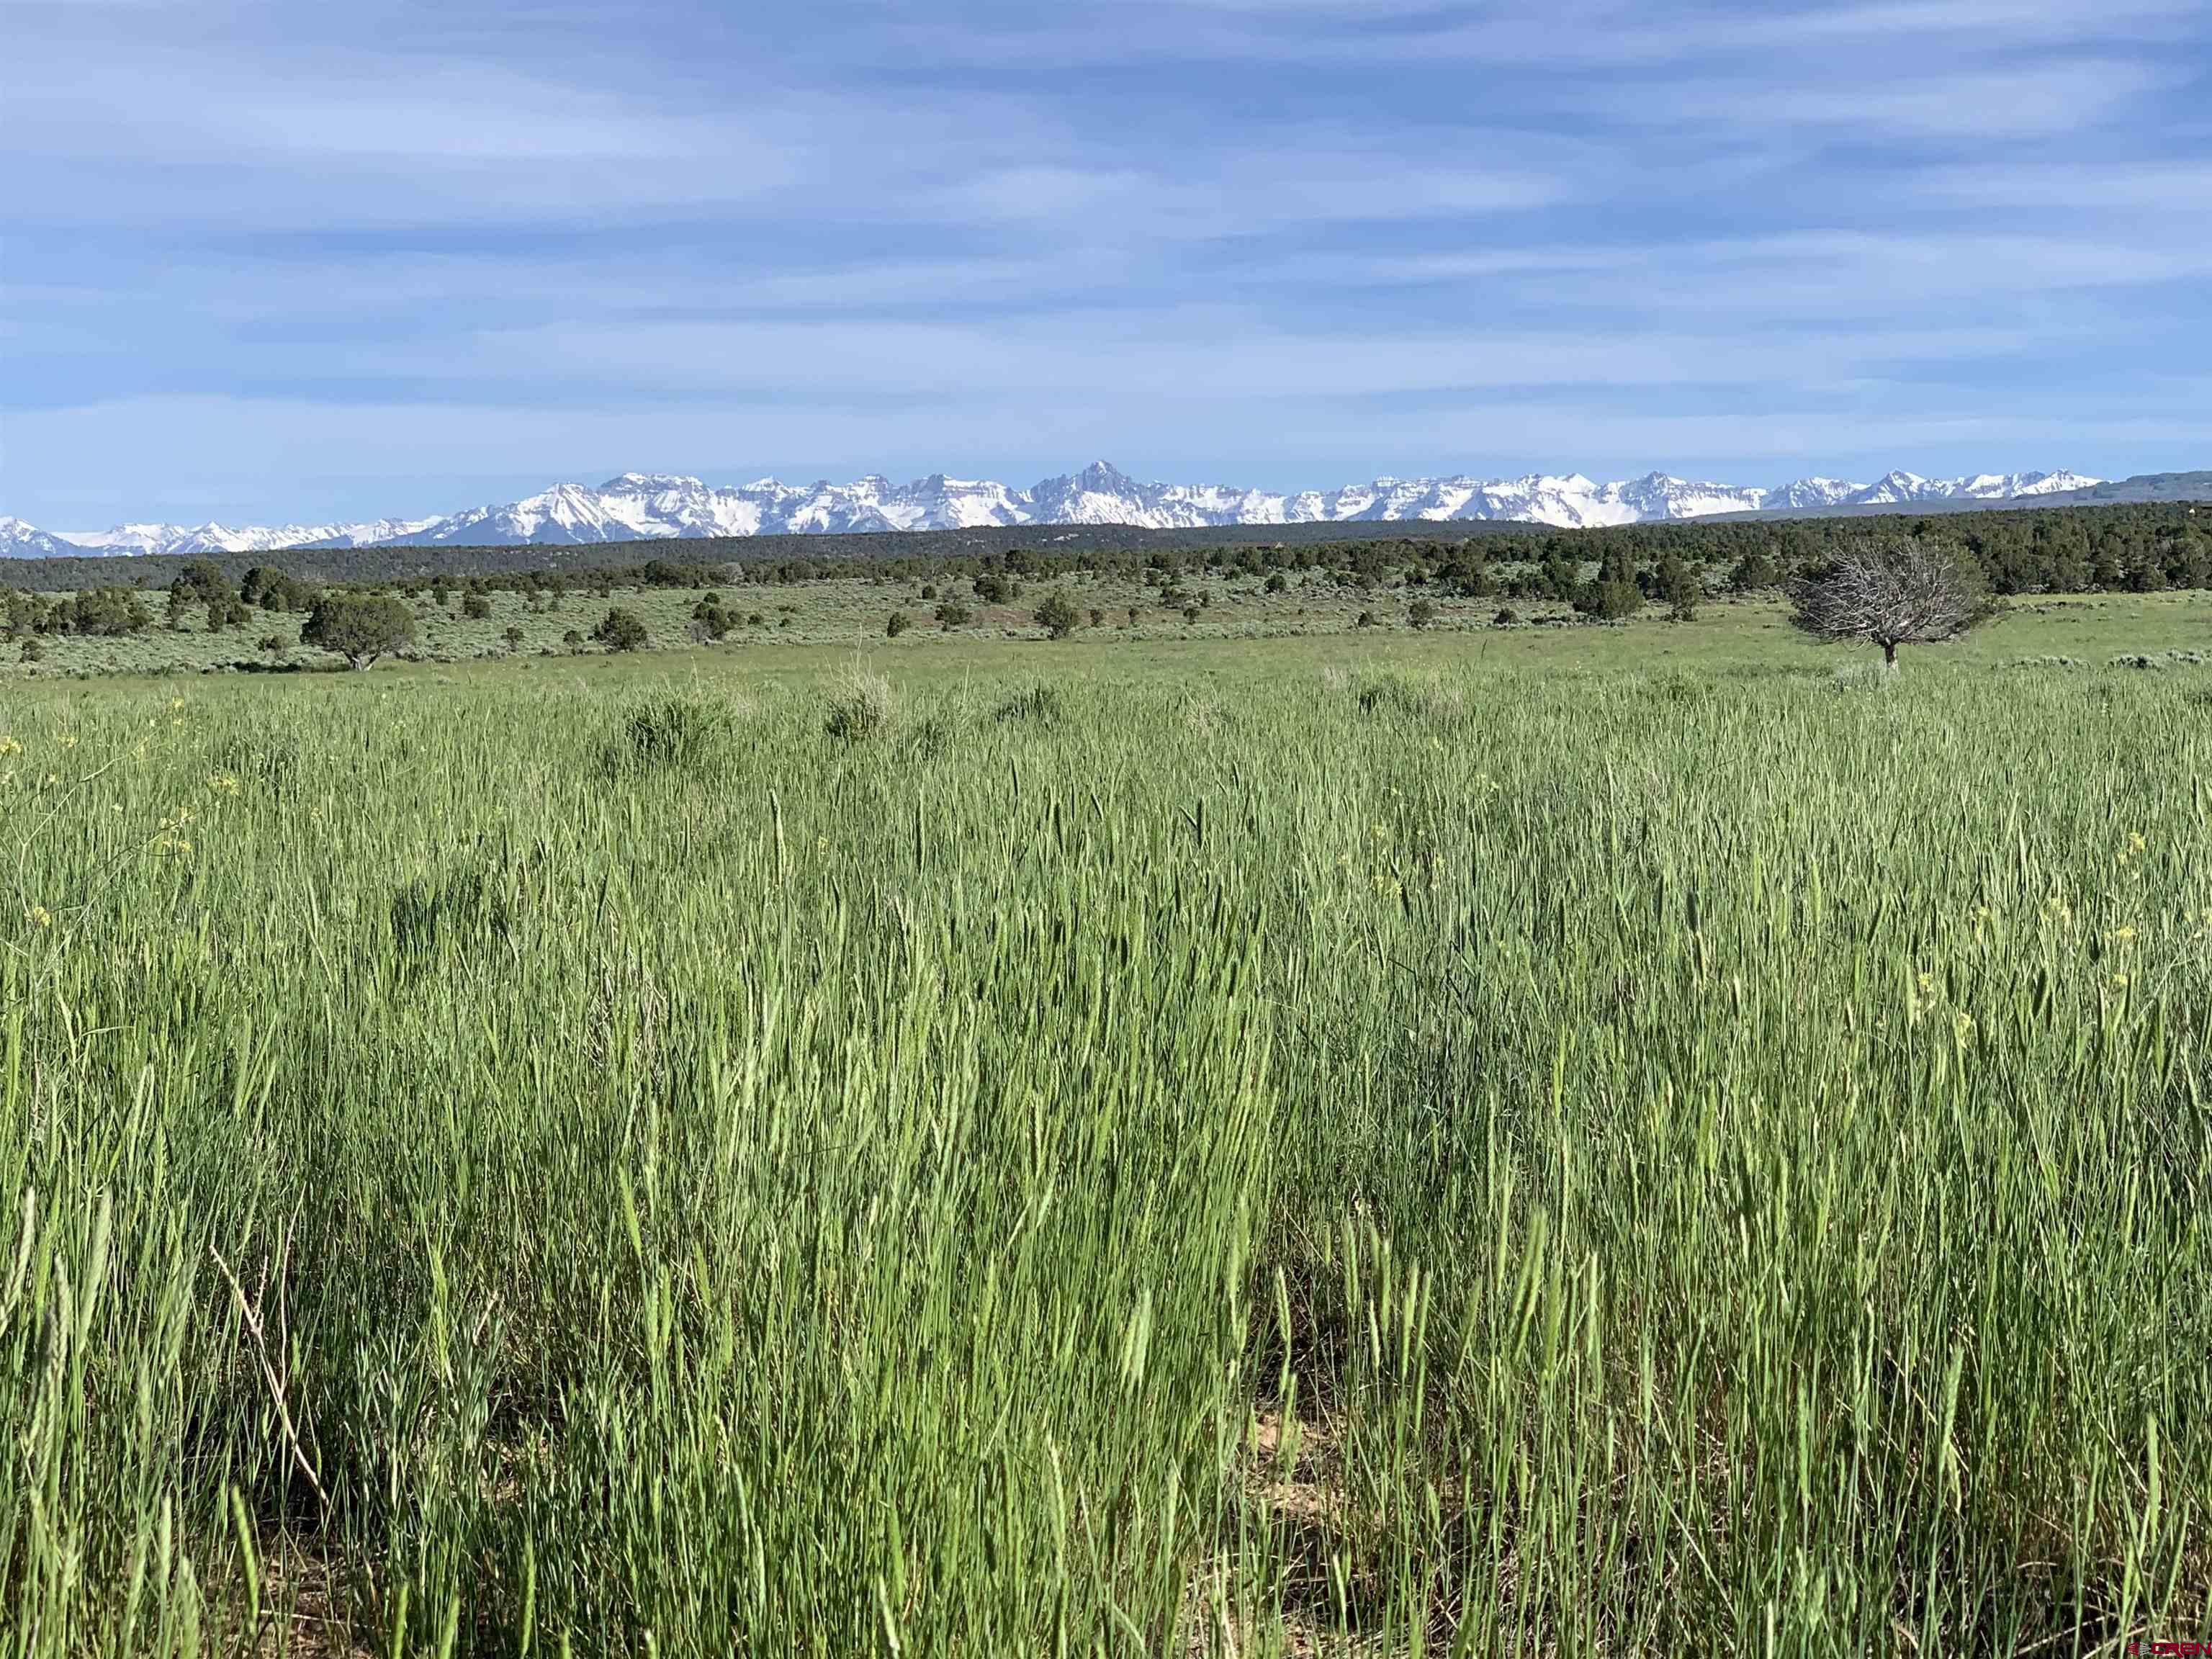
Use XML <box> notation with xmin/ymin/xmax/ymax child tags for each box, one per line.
<box><xmin>211</xmin><ymin>1241</ymin><xmax>328</xmax><ymax>1510</ymax></box>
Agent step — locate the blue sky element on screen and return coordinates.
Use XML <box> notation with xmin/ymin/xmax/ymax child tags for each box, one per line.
<box><xmin>4</xmin><ymin>0</ymin><xmax>2208</xmax><ymax>529</ymax></box>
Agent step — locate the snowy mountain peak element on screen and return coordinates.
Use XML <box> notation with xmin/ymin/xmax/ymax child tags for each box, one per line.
<box><xmin>6</xmin><ymin>461</ymin><xmax>2111</xmax><ymax>557</ymax></box>
<box><xmin>0</xmin><ymin>516</ymin><xmax>81</xmax><ymax>557</ymax></box>
<box><xmin>602</xmin><ymin>472</ymin><xmax>706</xmax><ymax>493</ymax></box>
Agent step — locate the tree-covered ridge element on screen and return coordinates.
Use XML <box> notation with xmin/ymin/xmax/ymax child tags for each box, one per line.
<box><xmin>4</xmin><ymin>501</ymin><xmax>2208</xmax><ymax>665</ymax></box>
<box><xmin>2</xmin><ymin>498</ymin><xmax>2206</xmax><ymax>599</ymax></box>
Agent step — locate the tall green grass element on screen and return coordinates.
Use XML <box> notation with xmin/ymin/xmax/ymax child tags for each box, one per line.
<box><xmin>1</xmin><ymin>657</ymin><xmax>2208</xmax><ymax>1655</ymax></box>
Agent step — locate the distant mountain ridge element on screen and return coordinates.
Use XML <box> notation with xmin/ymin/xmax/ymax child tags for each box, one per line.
<box><xmin>0</xmin><ymin>461</ymin><xmax>2118</xmax><ymax>557</ymax></box>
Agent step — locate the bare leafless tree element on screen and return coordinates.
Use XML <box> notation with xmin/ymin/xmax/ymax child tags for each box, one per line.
<box><xmin>1787</xmin><ymin>539</ymin><xmax>1984</xmax><ymax>670</ymax></box>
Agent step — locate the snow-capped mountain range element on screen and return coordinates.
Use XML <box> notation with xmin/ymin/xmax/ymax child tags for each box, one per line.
<box><xmin>2</xmin><ymin>462</ymin><xmax>2101</xmax><ymax>557</ymax></box>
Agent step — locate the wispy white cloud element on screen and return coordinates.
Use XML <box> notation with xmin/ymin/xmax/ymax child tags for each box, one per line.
<box><xmin>875</xmin><ymin>0</ymin><xmax>2201</xmax><ymax>70</ymax></box>
<box><xmin>436</xmin><ymin>308</ymin><xmax>2046</xmax><ymax>405</ymax></box>
<box><xmin>1912</xmin><ymin>160</ymin><xmax>2212</xmax><ymax>208</ymax></box>
<box><xmin>1676</xmin><ymin>61</ymin><xmax>2169</xmax><ymax>140</ymax></box>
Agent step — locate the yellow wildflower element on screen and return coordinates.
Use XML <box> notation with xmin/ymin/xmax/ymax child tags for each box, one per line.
<box><xmin>0</xmin><ymin>735</ymin><xmax>19</xmax><ymax>757</ymax></box>
<box><xmin>59</xmin><ymin>733</ymin><xmax>78</xmax><ymax>750</ymax></box>
<box><xmin>1952</xmin><ymin>1010</ymin><xmax>1974</xmax><ymax>1044</ymax></box>
<box><xmin>27</xmin><ymin>905</ymin><xmax>51</xmax><ymax>929</ymax></box>
<box><xmin>1908</xmin><ymin>970</ymin><xmax>1943</xmax><ymax>1025</ymax></box>
<box><xmin>208</xmin><ymin>773</ymin><xmax>240</xmax><ymax>796</ymax></box>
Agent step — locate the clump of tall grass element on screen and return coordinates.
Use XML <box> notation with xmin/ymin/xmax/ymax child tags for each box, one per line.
<box><xmin>1646</xmin><ymin>666</ymin><xmax>1714</xmax><ymax>704</ymax></box>
<box><xmin>1830</xmin><ymin>657</ymin><xmax>1899</xmax><ymax>691</ymax></box>
<box><xmin>1349</xmin><ymin>667</ymin><xmax>1467</xmax><ymax>723</ymax></box>
<box><xmin>387</xmin><ymin>854</ymin><xmax>516</xmax><ymax>976</ymax></box>
<box><xmin>1179</xmin><ymin>692</ymin><xmax>1228</xmax><ymax>737</ymax></box>
<box><xmin>601</xmin><ymin>690</ymin><xmax>734</xmax><ymax>775</ymax></box>
<box><xmin>824</xmin><ymin>665</ymin><xmax>895</xmax><ymax>739</ymax></box>
<box><xmin>204</xmin><ymin>725</ymin><xmax>304</xmax><ymax>796</ymax></box>
<box><xmin>992</xmin><ymin>683</ymin><xmax>1063</xmax><ymax>725</ymax></box>
<box><xmin>904</xmin><ymin>712</ymin><xmax>957</xmax><ymax>759</ymax></box>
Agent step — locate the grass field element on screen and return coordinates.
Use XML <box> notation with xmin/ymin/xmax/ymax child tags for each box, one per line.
<box><xmin>4</xmin><ymin>601</ymin><xmax>2211</xmax><ymax>1655</ymax></box>
<box><xmin>14</xmin><ymin>563</ymin><xmax>1457</xmax><ymax>678</ymax></box>
<box><xmin>10</xmin><ymin>569</ymin><xmax>2212</xmax><ymax>680</ymax></box>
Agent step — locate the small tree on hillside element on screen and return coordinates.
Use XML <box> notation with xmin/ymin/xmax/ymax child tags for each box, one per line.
<box><xmin>1727</xmin><ymin>546</ymin><xmax>1781</xmax><ymax>593</ymax></box>
<box><xmin>300</xmin><ymin>593</ymin><xmax>414</xmax><ymax>669</ymax></box>
<box><xmin>593</xmin><ymin>608</ymin><xmax>649</xmax><ymax>652</ymax></box>
<box><xmin>1034</xmin><ymin>591</ymin><xmax>1079</xmax><ymax>639</ymax></box>
<box><xmin>1658</xmin><ymin>552</ymin><xmax>1701</xmax><ymax>621</ymax></box>
<box><xmin>170</xmin><ymin>559</ymin><xmax>230</xmax><ymax>616</ymax></box>
<box><xmin>1575</xmin><ymin>546</ymin><xmax>1643</xmax><ymax>621</ymax></box>
<box><xmin>1788</xmin><ymin>539</ymin><xmax>1984</xmax><ymax>670</ymax></box>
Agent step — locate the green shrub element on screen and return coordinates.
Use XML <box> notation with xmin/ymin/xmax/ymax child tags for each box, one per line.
<box><xmin>1033</xmin><ymin>593</ymin><xmax>1079</xmax><ymax>639</ymax></box>
<box><xmin>593</xmin><ymin>608</ymin><xmax>649</xmax><ymax>652</ymax></box>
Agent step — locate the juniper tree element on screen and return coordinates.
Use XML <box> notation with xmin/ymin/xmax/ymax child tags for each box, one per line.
<box><xmin>300</xmin><ymin>593</ymin><xmax>415</xmax><ymax>669</ymax></box>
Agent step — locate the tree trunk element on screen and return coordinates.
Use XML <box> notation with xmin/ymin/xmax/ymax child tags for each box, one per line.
<box><xmin>1881</xmin><ymin>639</ymin><xmax>1899</xmax><ymax>671</ymax></box>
